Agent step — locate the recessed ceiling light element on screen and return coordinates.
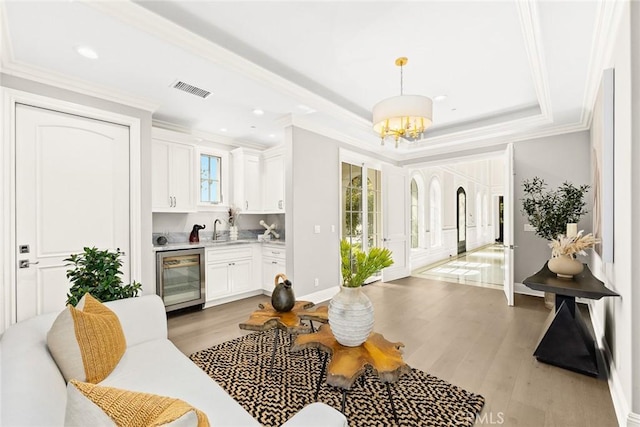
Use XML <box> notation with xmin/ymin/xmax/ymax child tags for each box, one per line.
<box><xmin>219</xmin><ymin>128</ymin><xmax>227</xmax><ymax>132</ymax></box>
<box><xmin>434</xmin><ymin>95</ymin><xmax>447</xmax><ymax>102</ymax></box>
<box><xmin>297</xmin><ymin>104</ymin><xmax>316</xmax><ymax>114</ymax></box>
<box><xmin>269</xmin><ymin>134</ymin><xmax>276</xmax><ymax>138</ymax></box>
<box><xmin>75</xmin><ymin>45</ymin><xmax>99</xmax><ymax>60</ymax></box>
<box><xmin>252</xmin><ymin>108</ymin><xmax>264</xmax><ymax>116</ymax></box>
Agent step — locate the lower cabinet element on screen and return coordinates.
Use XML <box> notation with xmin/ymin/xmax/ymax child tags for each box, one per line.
<box><xmin>262</xmin><ymin>244</ymin><xmax>286</xmax><ymax>292</ymax></box>
<box><xmin>206</xmin><ymin>246</ymin><xmax>258</xmax><ymax>303</ymax></box>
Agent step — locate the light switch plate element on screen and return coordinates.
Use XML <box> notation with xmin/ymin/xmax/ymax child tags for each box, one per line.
<box><xmin>524</xmin><ymin>223</ymin><xmax>536</xmax><ymax>232</ymax></box>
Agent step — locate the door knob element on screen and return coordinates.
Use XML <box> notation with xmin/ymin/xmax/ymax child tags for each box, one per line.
<box><xmin>19</xmin><ymin>259</ymin><xmax>39</xmax><ymax>269</ymax></box>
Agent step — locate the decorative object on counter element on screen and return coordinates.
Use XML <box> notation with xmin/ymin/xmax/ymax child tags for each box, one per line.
<box><xmin>259</xmin><ymin>220</ymin><xmax>280</xmax><ymax>240</ymax></box>
<box><xmin>228</xmin><ymin>206</ymin><xmax>241</xmax><ymax>241</ymax></box>
<box><xmin>328</xmin><ymin>239</ymin><xmax>393</xmax><ymax>347</ymax></box>
<box><xmin>156</xmin><ymin>235</ymin><xmax>168</xmax><ymax>246</ymax></box>
<box><xmin>65</xmin><ymin>247</ymin><xmax>142</xmax><ymax>306</ymax></box>
<box><xmin>229</xmin><ymin>226</ymin><xmax>238</xmax><ymax>241</ymax></box>
<box><xmin>520</xmin><ymin>177</ymin><xmax>590</xmax><ymax>307</ymax></box>
<box><xmin>189</xmin><ymin>224</ymin><xmax>205</xmax><ymax>243</ymax></box>
<box><xmin>547</xmin><ymin>229</ymin><xmax>599</xmax><ymax>278</ymax></box>
<box><xmin>272</xmin><ymin>273</ymin><xmax>295</xmax><ymax>312</ymax></box>
<box><xmin>228</xmin><ymin>206</ymin><xmax>241</xmax><ymax>226</ymax></box>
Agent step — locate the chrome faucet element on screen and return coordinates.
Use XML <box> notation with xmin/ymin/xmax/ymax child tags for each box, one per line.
<box><xmin>213</xmin><ymin>219</ymin><xmax>222</xmax><ymax>240</ymax></box>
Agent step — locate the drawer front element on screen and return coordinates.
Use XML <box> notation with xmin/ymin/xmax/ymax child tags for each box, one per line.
<box><xmin>262</xmin><ymin>245</ymin><xmax>285</xmax><ymax>261</ymax></box>
<box><xmin>206</xmin><ymin>246</ymin><xmax>253</xmax><ymax>263</ymax></box>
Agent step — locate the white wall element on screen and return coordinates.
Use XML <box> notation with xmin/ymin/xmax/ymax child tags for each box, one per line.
<box><xmin>285</xmin><ymin>127</ymin><xmax>342</xmax><ymax>298</ymax></box>
<box><xmin>589</xmin><ymin>2</ymin><xmax>640</xmax><ymax>424</ymax></box>
<box><xmin>512</xmin><ymin>131</ymin><xmax>592</xmax><ymax>283</ymax></box>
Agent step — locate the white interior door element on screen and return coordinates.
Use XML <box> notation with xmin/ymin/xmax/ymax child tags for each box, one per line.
<box><xmin>382</xmin><ymin>164</ymin><xmax>410</xmax><ymax>282</ymax></box>
<box><xmin>503</xmin><ymin>143</ymin><xmax>515</xmax><ymax>306</ymax></box>
<box><xmin>15</xmin><ymin>104</ymin><xmax>130</xmax><ymax>321</ymax></box>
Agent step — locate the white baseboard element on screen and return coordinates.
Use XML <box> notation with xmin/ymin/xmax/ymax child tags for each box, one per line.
<box><xmin>514</xmin><ymin>282</ymin><xmax>544</xmax><ymax>297</ymax></box>
<box><xmin>204</xmin><ymin>290</ymin><xmax>263</xmax><ymax>308</ymax></box>
<box><xmin>588</xmin><ymin>302</ymin><xmax>631</xmax><ymax>427</ymax></box>
<box><xmin>297</xmin><ymin>286</ymin><xmax>340</xmax><ymax>304</ymax></box>
<box><xmin>628</xmin><ymin>413</ymin><xmax>640</xmax><ymax>427</ymax></box>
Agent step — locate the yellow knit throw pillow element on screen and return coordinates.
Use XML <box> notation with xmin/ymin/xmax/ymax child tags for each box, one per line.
<box><xmin>47</xmin><ymin>293</ymin><xmax>126</xmax><ymax>383</ymax></box>
<box><xmin>68</xmin><ymin>380</ymin><xmax>210</xmax><ymax>427</ymax></box>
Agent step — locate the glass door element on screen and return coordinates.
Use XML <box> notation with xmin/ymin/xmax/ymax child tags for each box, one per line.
<box><xmin>157</xmin><ymin>248</ymin><xmax>205</xmax><ymax>311</ymax></box>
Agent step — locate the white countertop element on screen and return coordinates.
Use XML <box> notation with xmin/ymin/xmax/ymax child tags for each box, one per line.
<box><xmin>153</xmin><ymin>239</ymin><xmax>285</xmax><ymax>252</ymax></box>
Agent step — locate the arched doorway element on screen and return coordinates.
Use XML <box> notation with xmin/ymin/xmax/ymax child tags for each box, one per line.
<box><xmin>457</xmin><ymin>187</ymin><xmax>466</xmax><ymax>254</ymax></box>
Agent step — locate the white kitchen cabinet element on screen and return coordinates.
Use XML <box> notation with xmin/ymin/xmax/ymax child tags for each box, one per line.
<box><xmin>262</xmin><ymin>244</ymin><xmax>286</xmax><ymax>292</ymax></box>
<box><xmin>263</xmin><ymin>152</ymin><xmax>285</xmax><ymax>212</ymax></box>
<box><xmin>152</xmin><ymin>139</ymin><xmax>196</xmax><ymax>212</ymax></box>
<box><xmin>206</xmin><ymin>262</ymin><xmax>231</xmax><ymax>299</ymax></box>
<box><xmin>231</xmin><ymin>148</ymin><xmax>262</xmax><ymax>212</ymax></box>
<box><xmin>205</xmin><ymin>245</ymin><xmax>258</xmax><ymax>303</ymax></box>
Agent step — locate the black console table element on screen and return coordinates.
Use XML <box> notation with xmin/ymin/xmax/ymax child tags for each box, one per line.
<box><xmin>523</xmin><ymin>262</ymin><xmax>619</xmax><ymax>377</ymax></box>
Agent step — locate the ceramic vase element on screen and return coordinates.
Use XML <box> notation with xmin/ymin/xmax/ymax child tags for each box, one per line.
<box><xmin>271</xmin><ymin>273</ymin><xmax>295</xmax><ymax>312</ymax></box>
<box><xmin>328</xmin><ymin>286</ymin><xmax>374</xmax><ymax>347</ymax></box>
<box><xmin>548</xmin><ymin>255</ymin><xmax>583</xmax><ymax>278</ymax></box>
<box><xmin>229</xmin><ymin>226</ymin><xmax>238</xmax><ymax>241</ymax></box>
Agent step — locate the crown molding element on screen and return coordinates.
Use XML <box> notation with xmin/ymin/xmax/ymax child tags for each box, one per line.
<box><xmin>1</xmin><ymin>3</ymin><xmax>158</xmax><ymax>111</ymax></box>
<box><xmin>517</xmin><ymin>0</ymin><xmax>553</xmax><ymax>120</ymax></box>
<box><xmin>1</xmin><ymin>60</ymin><xmax>159</xmax><ymax>112</ymax></box>
<box><xmin>83</xmin><ymin>1</ymin><xmax>372</xmax><ymax>130</ymax></box>
<box><xmin>152</xmin><ymin>119</ymin><xmax>265</xmax><ymax>151</ymax></box>
<box><xmin>580</xmin><ymin>0</ymin><xmax>627</xmax><ymax>129</ymax></box>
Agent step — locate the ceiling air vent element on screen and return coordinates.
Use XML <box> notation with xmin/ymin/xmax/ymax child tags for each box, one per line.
<box><xmin>171</xmin><ymin>80</ymin><xmax>212</xmax><ymax>99</ymax></box>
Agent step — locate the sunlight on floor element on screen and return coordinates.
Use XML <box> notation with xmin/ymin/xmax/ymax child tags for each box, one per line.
<box><xmin>413</xmin><ymin>244</ymin><xmax>505</xmax><ymax>288</ymax></box>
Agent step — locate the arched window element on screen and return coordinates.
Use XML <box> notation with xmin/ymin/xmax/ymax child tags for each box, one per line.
<box><xmin>411</xmin><ymin>178</ymin><xmax>419</xmax><ymax>248</ymax></box>
<box><xmin>429</xmin><ymin>177</ymin><xmax>442</xmax><ymax>247</ymax></box>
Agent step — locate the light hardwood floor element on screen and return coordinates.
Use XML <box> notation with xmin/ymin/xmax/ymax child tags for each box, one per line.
<box><xmin>167</xmin><ymin>277</ymin><xmax>617</xmax><ymax>427</ymax></box>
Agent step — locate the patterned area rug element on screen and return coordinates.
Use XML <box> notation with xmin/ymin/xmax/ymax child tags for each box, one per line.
<box><xmin>190</xmin><ymin>329</ymin><xmax>485</xmax><ymax>426</ymax></box>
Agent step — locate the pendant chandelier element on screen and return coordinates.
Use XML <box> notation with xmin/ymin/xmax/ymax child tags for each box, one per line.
<box><xmin>372</xmin><ymin>57</ymin><xmax>433</xmax><ymax>148</ymax></box>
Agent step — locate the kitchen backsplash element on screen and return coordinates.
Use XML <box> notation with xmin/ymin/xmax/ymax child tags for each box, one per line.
<box><xmin>152</xmin><ymin>212</ymin><xmax>284</xmax><ymax>242</ymax></box>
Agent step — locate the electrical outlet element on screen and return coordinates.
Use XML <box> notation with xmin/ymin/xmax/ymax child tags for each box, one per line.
<box><xmin>314</xmin><ymin>278</ymin><xmax>319</xmax><ymax>287</ymax></box>
<box><xmin>314</xmin><ymin>225</ymin><xmax>321</xmax><ymax>234</ymax></box>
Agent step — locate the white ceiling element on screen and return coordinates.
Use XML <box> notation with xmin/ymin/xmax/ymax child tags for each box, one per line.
<box><xmin>0</xmin><ymin>1</ymin><xmax>616</xmax><ymax>162</ymax></box>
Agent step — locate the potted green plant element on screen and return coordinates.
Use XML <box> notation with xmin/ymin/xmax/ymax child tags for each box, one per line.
<box><xmin>521</xmin><ymin>177</ymin><xmax>590</xmax><ymax>304</ymax></box>
<box><xmin>328</xmin><ymin>239</ymin><xmax>393</xmax><ymax>347</ymax></box>
<box><xmin>521</xmin><ymin>177</ymin><xmax>589</xmax><ymax>241</ymax></box>
<box><xmin>65</xmin><ymin>247</ymin><xmax>142</xmax><ymax>306</ymax></box>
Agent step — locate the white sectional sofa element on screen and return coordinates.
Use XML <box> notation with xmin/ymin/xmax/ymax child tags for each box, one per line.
<box><xmin>0</xmin><ymin>294</ymin><xmax>347</xmax><ymax>426</ymax></box>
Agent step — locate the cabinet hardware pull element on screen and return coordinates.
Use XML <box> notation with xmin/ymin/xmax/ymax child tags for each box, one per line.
<box><xmin>245</xmin><ymin>201</ymin><xmax>248</xmax><ymax>210</ymax></box>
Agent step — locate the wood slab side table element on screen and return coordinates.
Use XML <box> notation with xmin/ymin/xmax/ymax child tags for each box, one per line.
<box><xmin>523</xmin><ymin>262</ymin><xmax>619</xmax><ymax>377</ymax></box>
<box><xmin>291</xmin><ymin>324</ymin><xmax>411</xmax><ymax>423</ymax></box>
<box><xmin>239</xmin><ymin>301</ymin><xmax>328</xmax><ymax>374</ymax></box>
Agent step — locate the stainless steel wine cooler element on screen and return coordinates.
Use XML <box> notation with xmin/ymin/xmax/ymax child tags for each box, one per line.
<box><xmin>156</xmin><ymin>248</ymin><xmax>205</xmax><ymax>312</ymax></box>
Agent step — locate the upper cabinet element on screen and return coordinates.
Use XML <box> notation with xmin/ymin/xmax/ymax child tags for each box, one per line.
<box><xmin>263</xmin><ymin>149</ymin><xmax>285</xmax><ymax>212</ymax></box>
<box><xmin>232</xmin><ymin>148</ymin><xmax>262</xmax><ymax>213</ymax></box>
<box><xmin>232</xmin><ymin>147</ymin><xmax>286</xmax><ymax>214</ymax></box>
<box><xmin>152</xmin><ymin>139</ymin><xmax>196</xmax><ymax>212</ymax></box>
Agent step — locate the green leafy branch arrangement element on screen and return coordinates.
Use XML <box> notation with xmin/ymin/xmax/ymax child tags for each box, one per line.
<box><xmin>521</xmin><ymin>177</ymin><xmax>589</xmax><ymax>241</ymax></box>
<box><xmin>65</xmin><ymin>247</ymin><xmax>142</xmax><ymax>306</ymax></box>
<box><xmin>340</xmin><ymin>239</ymin><xmax>394</xmax><ymax>288</ymax></box>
